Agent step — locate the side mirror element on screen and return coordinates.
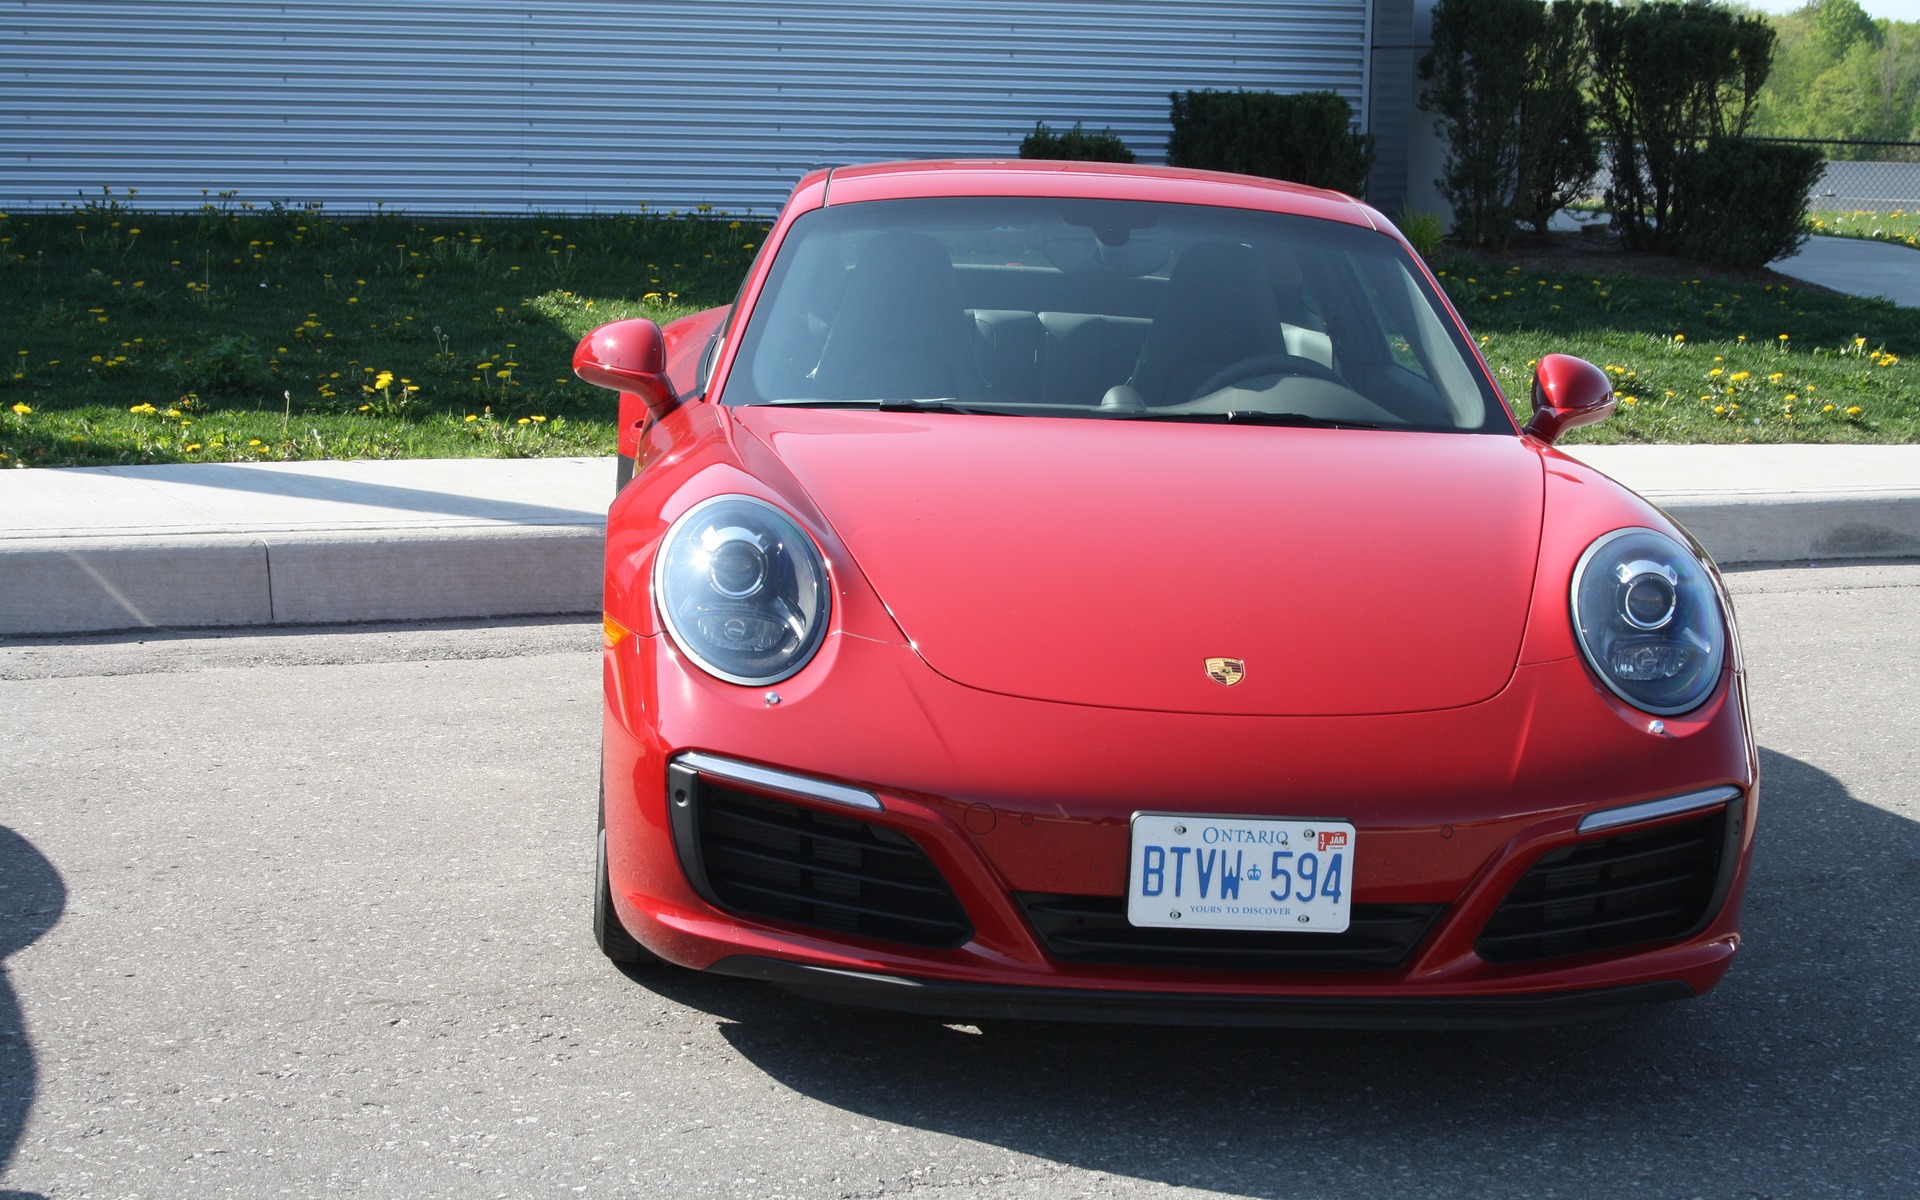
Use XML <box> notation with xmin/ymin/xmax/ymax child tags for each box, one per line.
<box><xmin>1524</xmin><ymin>353</ymin><xmax>1614</xmax><ymax>444</ymax></box>
<box><xmin>573</xmin><ymin>318</ymin><xmax>677</xmax><ymax>420</ymax></box>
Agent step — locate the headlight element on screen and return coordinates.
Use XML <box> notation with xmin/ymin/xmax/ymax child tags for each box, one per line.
<box><xmin>654</xmin><ymin>495</ymin><xmax>831</xmax><ymax>685</ymax></box>
<box><xmin>1571</xmin><ymin>528</ymin><xmax>1727</xmax><ymax>714</ymax></box>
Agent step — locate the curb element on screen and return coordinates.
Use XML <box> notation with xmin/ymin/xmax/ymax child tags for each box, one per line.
<box><xmin>0</xmin><ymin>525</ymin><xmax>603</xmax><ymax>636</ymax></box>
<box><xmin>1655</xmin><ymin>492</ymin><xmax>1920</xmax><ymax>566</ymax></box>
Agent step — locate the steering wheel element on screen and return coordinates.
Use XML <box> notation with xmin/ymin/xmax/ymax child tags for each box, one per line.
<box><xmin>1187</xmin><ymin>353</ymin><xmax>1349</xmax><ymax>402</ymax></box>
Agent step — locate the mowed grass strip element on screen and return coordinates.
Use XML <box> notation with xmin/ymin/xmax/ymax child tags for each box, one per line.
<box><xmin>0</xmin><ymin>197</ymin><xmax>762</xmax><ymax>468</ymax></box>
<box><xmin>1441</xmin><ymin>256</ymin><xmax>1918</xmax><ymax>444</ymax></box>
<box><xmin>2</xmin><ymin>199</ymin><xmax>1916</xmax><ymax>466</ymax></box>
<box><xmin>1806</xmin><ymin>208</ymin><xmax>1920</xmax><ymax>250</ymax></box>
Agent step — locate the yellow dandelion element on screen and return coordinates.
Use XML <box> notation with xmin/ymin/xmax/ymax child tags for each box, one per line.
<box><xmin>248</xmin><ymin>438</ymin><xmax>262</xmax><ymax>446</ymax></box>
<box><xmin>1847</xmin><ymin>406</ymin><xmax>1863</xmax><ymax>415</ymax></box>
<box><xmin>464</xmin><ymin>414</ymin><xmax>478</xmax><ymax>422</ymax></box>
<box><xmin>1729</xmin><ymin>371</ymin><xmax>1750</xmax><ymax>382</ymax></box>
<box><xmin>9</xmin><ymin>402</ymin><xmax>29</xmax><ymax>415</ymax></box>
<box><xmin>516</xmin><ymin>417</ymin><xmax>531</xmax><ymax>425</ymax></box>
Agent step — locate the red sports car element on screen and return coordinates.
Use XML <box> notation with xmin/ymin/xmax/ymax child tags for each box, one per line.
<box><xmin>574</xmin><ymin>161</ymin><xmax>1756</xmax><ymax>1027</ymax></box>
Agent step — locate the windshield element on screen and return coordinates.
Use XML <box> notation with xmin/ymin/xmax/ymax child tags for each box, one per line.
<box><xmin>721</xmin><ymin>196</ymin><xmax>1507</xmax><ymax>432</ymax></box>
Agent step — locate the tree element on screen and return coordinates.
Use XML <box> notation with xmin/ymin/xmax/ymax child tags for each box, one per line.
<box><xmin>1419</xmin><ymin>0</ymin><xmax>1595</xmax><ymax>247</ymax></box>
<box><xmin>1812</xmin><ymin>0</ymin><xmax>1881</xmax><ymax>59</ymax></box>
<box><xmin>1512</xmin><ymin>2</ymin><xmax>1598</xmax><ymax>234</ymax></box>
<box><xmin>1584</xmin><ymin>1</ymin><xmax>1776</xmax><ymax>250</ymax></box>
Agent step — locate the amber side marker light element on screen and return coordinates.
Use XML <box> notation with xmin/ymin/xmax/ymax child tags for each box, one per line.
<box><xmin>603</xmin><ymin>614</ymin><xmax>632</xmax><ymax>648</ymax></box>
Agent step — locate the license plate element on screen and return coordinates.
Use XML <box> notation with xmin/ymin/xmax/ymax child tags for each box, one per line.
<box><xmin>1126</xmin><ymin>813</ymin><xmax>1354</xmax><ymax>932</ymax></box>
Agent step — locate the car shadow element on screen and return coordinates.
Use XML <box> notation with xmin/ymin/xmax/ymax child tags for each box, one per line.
<box><xmin>0</xmin><ymin>826</ymin><xmax>64</xmax><ymax>1199</ymax></box>
<box><xmin>83</xmin><ymin>461</ymin><xmax>604</xmax><ymax>527</ymax></box>
<box><xmin>627</xmin><ymin>747</ymin><xmax>1920</xmax><ymax>1198</ymax></box>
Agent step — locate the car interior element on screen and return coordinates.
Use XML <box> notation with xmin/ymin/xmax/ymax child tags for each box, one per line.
<box><xmin>726</xmin><ymin>198</ymin><xmax>1500</xmax><ymax>431</ymax></box>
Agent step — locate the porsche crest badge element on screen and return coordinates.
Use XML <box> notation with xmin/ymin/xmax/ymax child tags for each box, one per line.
<box><xmin>1205</xmin><ymin>657</ymin><xmax>1246</xmax><ymax>687</ymax></box>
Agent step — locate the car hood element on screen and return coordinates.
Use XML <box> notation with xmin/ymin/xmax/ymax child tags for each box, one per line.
<box><xmin>735</xmin><ymin>408</ymin><xmax>1545</xmax><ymax>716</ymax></box>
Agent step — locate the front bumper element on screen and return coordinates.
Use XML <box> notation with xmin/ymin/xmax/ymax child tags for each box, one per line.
<box><xmin>601</xmin><ymin>629</ymin><xmax>1757</xmax><ymax>1024</ymax></box>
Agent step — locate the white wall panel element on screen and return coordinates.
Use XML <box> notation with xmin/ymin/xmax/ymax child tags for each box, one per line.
<box><xmin>2</xmin><ymin>0</ymin><xmax>1371</xmax><ymax>214</ymax></box>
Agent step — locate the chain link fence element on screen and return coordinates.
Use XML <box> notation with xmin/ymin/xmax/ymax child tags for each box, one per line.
<box><xmin>1751</xmin><ymin>138</ymin><xmax>1920</xmax><ymax>213</ymax></box>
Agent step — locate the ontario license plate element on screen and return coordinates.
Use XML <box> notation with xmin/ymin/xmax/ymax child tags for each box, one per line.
<box><xmin>1126</xmin><ymin>813</ymin><xmax>1354</xmax><ymax>932</ymax></box>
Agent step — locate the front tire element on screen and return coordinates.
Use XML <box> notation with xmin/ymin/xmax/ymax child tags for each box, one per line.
<box><xmin>595</xmin><ymin>787</ymin><xmax>657</xmax><ymax>966</ymax></box>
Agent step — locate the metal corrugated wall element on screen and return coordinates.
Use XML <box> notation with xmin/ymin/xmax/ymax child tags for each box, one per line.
<box><xmin>2</xmin><ymin>0</ymin><xmax>1371</xmax><ymax>214</ymax></box>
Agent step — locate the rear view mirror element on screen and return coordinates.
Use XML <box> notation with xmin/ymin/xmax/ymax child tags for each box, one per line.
<box><xmin>573</xmin><ymin>318</ymin><xmax>676</xmax><ymax>420</ymax></box>
<box><xmin>1524</xmin><ymin>353</ymin><xmax>1614</xmax><ymax>444</ymax></box>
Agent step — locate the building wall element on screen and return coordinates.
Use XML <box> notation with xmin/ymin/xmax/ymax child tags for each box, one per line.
<box><xmin>1364</xmin><ymin>0</ymin><xmax>1415</xmax><ymax>216</ymax></box>
<box><xmin>3</xmin><ymin>0</ymin><xmax>1376</xmax><ymax>215</ymax></box>
<box><xmin>1404</xmin><ymin>0</ymin><xmax>1449</xmax><ymax>223</ymax></box>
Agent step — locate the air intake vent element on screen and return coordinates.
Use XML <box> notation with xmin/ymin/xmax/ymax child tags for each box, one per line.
<box><xmin>669</xmin><ymin>763</ymin><xmax>972</xmax><ymax>949</ymax></box>
<box><xmin>1476</xmin><ymin>805</ymin><xmax>1732</xmax><ymax>964</ymax></box>
<box><xmin>1016</xmin><ymin>894</ymin><xmax>1442</xmax><ymax>971</ymax></box>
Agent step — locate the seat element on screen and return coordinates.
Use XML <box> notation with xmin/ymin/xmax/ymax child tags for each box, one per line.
<box><xmin>811</xmin><ymin>232</ymin><xmax>982</xmax><ymax>401</ymax></box>
<box><xmin>1129</xmin><ymin>240</ymin><xmax>1289</xmax><ymax>406</ymax></box>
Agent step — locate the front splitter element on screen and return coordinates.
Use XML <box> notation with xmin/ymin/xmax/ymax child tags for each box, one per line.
<box><xmin>705</xmin><ymin>955</ymin><xmax>1695</xmax><ymax>1030</ymax></box>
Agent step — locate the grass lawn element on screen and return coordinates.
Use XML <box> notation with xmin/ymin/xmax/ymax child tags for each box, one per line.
<box><xmin>1806</xmin><ymin>208</ymin><xmax>1920</xmax><ymax>250</ymax></box>
<box><xmin>2</xmin><ymin>198</ymin><xmax>1915</xmax><ymax>467</ymax></box>
<box><xmin>0</xmin><ymin>196</ymin><xmax>760</xmax><ymax>468</ymax></box>
<box><xmin>1439</xmin><ymin>244</ymin><xmax>1917</xmax><ymax>444</ymax></box>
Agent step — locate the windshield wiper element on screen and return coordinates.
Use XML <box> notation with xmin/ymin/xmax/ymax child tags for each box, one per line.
<box><xmin>759</xmin><ymin>397</ymin><xmax>1019</xmax><ymax>416</ymax></box>
<box><xmin>1105</xmin><ymin>409</ymin><xmax>1385</xmax><ymax>430</ymax></box>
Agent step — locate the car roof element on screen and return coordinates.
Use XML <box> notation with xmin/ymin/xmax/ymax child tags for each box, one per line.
<box><xmin>812</xmin><ymin>159</ymin><xmax>1381</xmax><ymax>230</ymax></box>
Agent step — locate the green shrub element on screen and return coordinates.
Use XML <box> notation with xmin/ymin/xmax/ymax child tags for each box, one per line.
<box><xmin>1019</xmin><ymin>121</ymin><xmax>1136</xmax><ymax>163</ymax></box>
<box><xmin>1396</xmin><ymin>207</ymin><xmax>1447</xmax><ymax>259</ymax></box>
<box><xmin>1584</xmin><ymin>1</ymin><xmax>1777</xmax><ymax>252</ymax></box>
<box><xmin>1166</xmin><ymin>90</ymin><xmax>1374</xmax><ymax>195</ymax></box>
<box><xmin>1420</xmin><ymin>0</ymin><xmax>1596</xmax><ymax>248</ymax></box>
<box><xmin>1511</xmin><ymin>1</ymin><xmax>1598</xmax><ymax>235</ymax></box>
<box><xmin>1672</xmin><ymin>137</ymin><xmax>1825</xmax><ymax>267</ymax></box>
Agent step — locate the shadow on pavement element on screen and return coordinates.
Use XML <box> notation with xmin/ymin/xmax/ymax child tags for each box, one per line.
<box><xmin>0</xmin><ymin>826</ymin><xmax>64</xmax><ymax>1198</ymax></box>
<box><xmin>102</xmin><ymin>461</ymin><xmax>601</xmax><ymax>526</ymax></box>
<box><xmin>629</xmin><ymin>747</ymin><xmax>1919</xmax><ymax>1198</ymax></box>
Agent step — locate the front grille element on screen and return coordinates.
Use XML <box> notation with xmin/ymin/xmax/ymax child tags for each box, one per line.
<box><xmin>681</xmin><ymin>776</ymin><xmax>973</xmax><ymax>949</ymax></box>
<box><xmin>1016</xmin><ymin>893</ymin><xmax>1443</xmax><ymax>971</ymax></box>
<box><xmin>1476</xmin><ymin>806</ymin><xmax>1730</xmax><ymax>964</ymax></box>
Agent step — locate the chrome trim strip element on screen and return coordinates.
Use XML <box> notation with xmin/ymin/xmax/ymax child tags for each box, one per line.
<box><xmin>1577</xmin><ymin>785</ymin><xmax>1740</xmax><ymax>834</ymax></box>
<box><xmin>675</xmin><ymin>751</ymin><xmax>883</xmax><ymax>812</ymax></box>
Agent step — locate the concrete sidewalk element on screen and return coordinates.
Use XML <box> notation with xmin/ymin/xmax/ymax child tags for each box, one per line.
<box><xmin>0</xmin><ymin>458</ymin><xmax>611</xmax><ymax>636</ymax></box>
<box><xmin>2</xmin><ymin>447</ymin><xmax>1917</xmax><ymax>637</ymax></box>
<box><xmin>1773</xmin><ymin>235</ymin><xmax>1920</xmax><ymax>309</ymax></box>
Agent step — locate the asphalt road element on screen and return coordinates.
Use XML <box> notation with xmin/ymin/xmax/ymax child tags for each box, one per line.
<box><xmin>2</xmin><ymin>563</ymin><xmax>1917</xmax><ymax>1199</ymax></box>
